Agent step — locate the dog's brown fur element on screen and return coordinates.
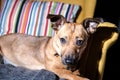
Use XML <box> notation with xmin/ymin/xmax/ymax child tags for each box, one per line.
<box><xmin>0</xmin><ymin>14</ymin><xmax>102</xmax><ymax>80</ymax></box>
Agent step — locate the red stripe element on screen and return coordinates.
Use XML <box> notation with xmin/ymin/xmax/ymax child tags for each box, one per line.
<box><xmin>7</xmin><ymin>0</ymin><xmax>18</xmax><ymax>34</ymax></box>
<box><xmin>44</xmin><ymin>1</ymin><xmax>52</xmax><ymax>36</ymax></box>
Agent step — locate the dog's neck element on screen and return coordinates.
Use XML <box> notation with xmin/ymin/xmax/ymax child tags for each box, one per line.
<box><xmin>45</xmin><ymin>37</ymin><xmax>57</xmax><ymax>55</ymax></box>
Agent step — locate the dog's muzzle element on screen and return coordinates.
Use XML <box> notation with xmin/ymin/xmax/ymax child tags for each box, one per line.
<box><xmin>62</xmin><ymin>54</ymin><xmax>79</xmax><ymax>71</ymax></box>
<box><xmin>62</xmin><ymin>55</ymin><xmax>77</xmax><ymax>66</ymax></box>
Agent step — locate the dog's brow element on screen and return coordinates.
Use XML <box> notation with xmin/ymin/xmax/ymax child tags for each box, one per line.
<box><xmin>71</xmin><ymin>23</ymin><xmax>75</xmax><ymax>32</ymax></box>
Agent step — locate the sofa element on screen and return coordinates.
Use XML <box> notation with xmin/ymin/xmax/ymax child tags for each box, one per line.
<box><xmin>0</xmin><ymin>0</ymin><xmax>119</xmax><ymax>80</ymax></box>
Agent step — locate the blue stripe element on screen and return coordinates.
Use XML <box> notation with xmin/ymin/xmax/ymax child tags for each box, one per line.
<box><xmin>35</xmin><ymin>2</ymin><xmax>41</xmax><ymax>36</ymax></box>
<box><xmin>0</xmin><ymin>0</ymin><xmax>7</xmax><ymax>24</ymax></box>
<box><xmin>0</xmin><ymin>0</ymin><xmax>12</xmax><ymax>35</ymax></box>
<box><xmin>0</xmin><ymin>0</ymin><xmax>8</xmax><ymax>35</ymax></box>
<box><xmin>36</xmin><ymin>1</ymin><xmax>43</xmax><ymax>36</ymax></box>
<box><xmin>26</xmin><ymin>2</ymin><xmax>34</xmax><ymax>34</ymax></box>
<box><xmin>28</xmin><ymin>2</ymin><xmax>39</xmax><ymax>35</ymax></box>
<box><xmin>37</xmin><ymin>2</ymin><xmax>46</xmax><ymax>36</ymax></box>
<box><xmin>32</xmin><ymin>2</ymin><xmax>39</xmax><ymax>35</ymax></box>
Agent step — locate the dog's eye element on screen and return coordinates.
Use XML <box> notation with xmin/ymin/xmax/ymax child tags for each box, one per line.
<box><xmin>76</xmin><ymin>40</ymin><xmax>84</xmax><ymax>46</ymax></box>
<box><xmin>60</xmin><ymin>38</ymin><xmax>66</xmax><ymax>44</ymax></box>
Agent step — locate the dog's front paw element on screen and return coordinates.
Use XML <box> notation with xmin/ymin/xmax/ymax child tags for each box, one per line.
<box><xmin>83</xmin><ymin>78</ymin><xmax>90</xmax><ymax>80</ymax></box>
<box><xmin>74</xmin><ymin>76</ymin><xmax>89</xmax><ymax>80</ymax></box>
<box><xmin>73</xmin><ymin>70</ymin><xmax>80</xmax><ymax>76</ymax></box>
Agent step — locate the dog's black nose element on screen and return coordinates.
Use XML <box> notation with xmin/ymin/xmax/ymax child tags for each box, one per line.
<box><xmin>64</xmin><ymin>56</ymin><xmax>75</xmax><ymax>65</ymax></box>
<box><xmin>65</xmin><ymin>59</ymin><xmax>74</xmax><ymax>65</ymax></box>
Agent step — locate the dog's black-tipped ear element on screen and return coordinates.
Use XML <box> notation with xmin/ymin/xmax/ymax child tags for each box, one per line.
<box><xmin>82</xmin><ymin>18</ymin><xmax>104</xmax><ymax>34</ymax></box>
<box><xmin>47</xmin><ymin>14</ymin><xmax>66</xmax><ymax>30</ymax></box>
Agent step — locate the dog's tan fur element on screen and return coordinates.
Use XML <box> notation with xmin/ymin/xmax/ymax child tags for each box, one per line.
<box><xmin>0</xmin><ymin>14</ymin><xmax>102</xmax><ymax>80</ymax></box>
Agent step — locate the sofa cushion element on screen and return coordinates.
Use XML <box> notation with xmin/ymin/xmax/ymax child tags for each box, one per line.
<box><xmin>0</xmin><ymin>0</ymin><xmax>81</xmax><ymax>36</ymax></box>
<box><xmin>0</xmin><ymin>64</ymin><xmax>62</xmax><ymax>80</ymax></box>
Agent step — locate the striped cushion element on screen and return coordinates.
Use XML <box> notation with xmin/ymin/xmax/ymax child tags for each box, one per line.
<box><xmin>0</xmin><ymin>0</ymin><xmax>80</xmax><ymax>36</ymax></box>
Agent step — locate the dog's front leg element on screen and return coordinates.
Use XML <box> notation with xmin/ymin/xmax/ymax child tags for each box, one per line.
<box><xmin>48</xmin><ymin>68</ymin><xmax>89</xmax><ymax>80</ymax></box>
<box><xmin>73</xmin><ymin>69</ymin><xmax>80</xmax><ymax>76</ymax></box>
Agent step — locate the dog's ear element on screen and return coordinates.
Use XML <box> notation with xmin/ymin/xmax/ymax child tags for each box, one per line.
<box><xmin>47</xmin><ymin>14</ymin><xmax>66</xmax><ymax>31</ymax></box>
<box><xmin>82</xmin><ymin>18</ymin><xmax>104</xmax><ymax>34</ymax></box>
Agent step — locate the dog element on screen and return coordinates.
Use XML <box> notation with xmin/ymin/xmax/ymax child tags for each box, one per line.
<box><xmin>0</xmin><ymin>14</ymin><xmax>102</xmax><ymax>80</ymax></box>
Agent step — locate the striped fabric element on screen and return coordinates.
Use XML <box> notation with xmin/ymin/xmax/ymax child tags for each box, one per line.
<box><xmin>0</xmin><ymin>0</ymin><xmax>80</xmax><ymax>36</ymax></box>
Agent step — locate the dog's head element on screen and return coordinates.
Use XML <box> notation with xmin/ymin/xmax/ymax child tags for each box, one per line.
<box><xmin>47</xmin><ymin>14</ymin><xmax>103</xmax><ymax>69</ymax></box>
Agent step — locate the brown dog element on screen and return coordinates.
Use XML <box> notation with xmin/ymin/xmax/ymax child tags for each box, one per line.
<box><xmin>0</xmin><ymin>14</ymin><xmax>102</xmax><ymax>80</ymax></box>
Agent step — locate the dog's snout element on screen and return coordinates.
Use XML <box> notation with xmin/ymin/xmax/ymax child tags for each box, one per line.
<box><xmin>65</xmin><ymin>58</ymin><xmax>74</xmax><ymax>65</ymax></box>
<box><xmin>63</xmin><ymin>55</ymin><xmax>75</xmax><ymax>65</ymax></box>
